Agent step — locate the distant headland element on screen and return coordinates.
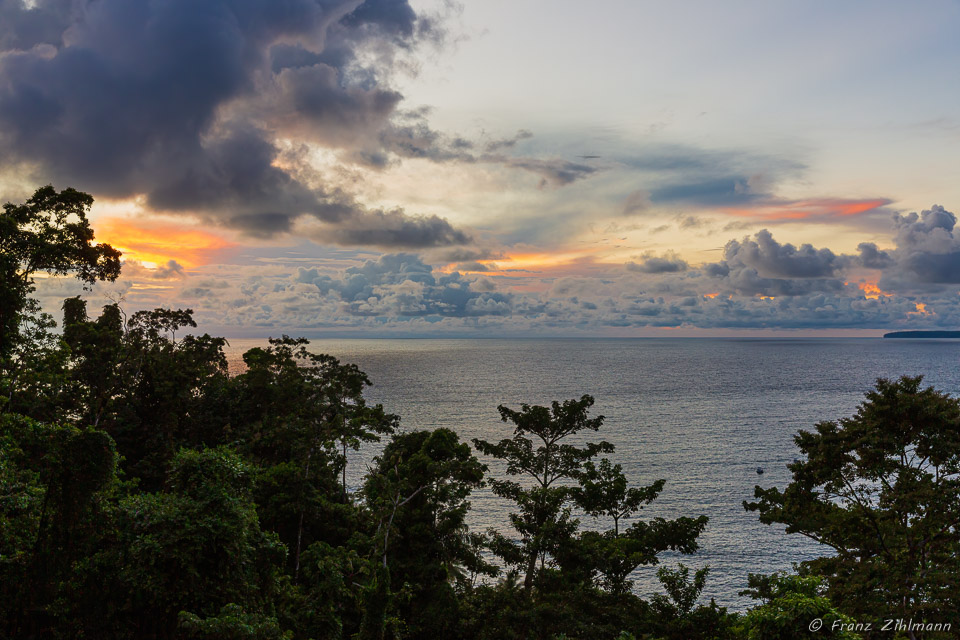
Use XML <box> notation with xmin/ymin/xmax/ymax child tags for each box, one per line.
<box><xmin>883</xmin><ymin>330</ymin><xmax>960</xmax><ymax>339</ymax></box>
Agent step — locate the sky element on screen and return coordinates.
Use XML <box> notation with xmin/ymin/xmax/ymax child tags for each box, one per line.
<box><xmin>3</xmin><ymin>0</ymin><xmax>960</xmax><ymax>336</ymax></box>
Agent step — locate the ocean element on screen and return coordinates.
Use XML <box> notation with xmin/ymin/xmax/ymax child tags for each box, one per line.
<box><xmin>223</xmin><ymin>337</ymin><xmax>960</xmax><ymax>609</ymax></box>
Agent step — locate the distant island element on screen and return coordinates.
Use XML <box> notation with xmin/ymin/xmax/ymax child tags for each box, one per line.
<box><xmin>884</xmin><ymin>330</ymin><xmax>960</xmax><ymax>338</ymax></box>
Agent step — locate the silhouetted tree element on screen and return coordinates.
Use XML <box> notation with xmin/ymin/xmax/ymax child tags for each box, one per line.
<box><xmin>0</xmin><ymin>185</ymin><xmax>120</xmax><ymax>363</ymax></box>
<box><xmin>746</xmin><ymin>376</ymin><xmax>960</xmax><ymax>634</ymax></box>
<box><xmin>473</xmin><ymin>395</ymin><xmax>613</xmax><ymax>593</ymax></box>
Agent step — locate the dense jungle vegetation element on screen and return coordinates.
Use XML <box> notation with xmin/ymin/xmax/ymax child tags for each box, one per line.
<box><xmin>2</xmin><ymin>187</ymin><xmax>958</xmax><ymax>639</ymax></box>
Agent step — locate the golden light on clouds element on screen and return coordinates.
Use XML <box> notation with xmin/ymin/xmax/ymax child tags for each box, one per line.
<box><xmin>908</xmin><ymin>302</ymin><xmax>930</xmax><ymax>316</ymax></box>
<box><xmin>859</xmin><ymin>281</ymin><xmax>892</xmax><ymax>300</ymax></box>
<box><xmin>721</xmin><ymin>198</ymin><xmax>891</xmax><ymax>221</ymax></box>
<box><xmin>95</xmin><ymin>219</ymin><xmax>233</xmax><ymax>268</ymax></box>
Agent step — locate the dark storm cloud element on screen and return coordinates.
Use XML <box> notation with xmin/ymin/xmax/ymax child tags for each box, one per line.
<box><xmin>0</xmin><ymin>0</ymin><xmax>72</xmax><ymax>50</ymax></box>
<box><xmin>321</xmin><ymin>209</ymin><xmax>472</xmax><ymax>248</ymax></box>
<box><xmin>0</xmin><ymin>0</ymin><xmax>473</xmax><ymax>247</ymax></box>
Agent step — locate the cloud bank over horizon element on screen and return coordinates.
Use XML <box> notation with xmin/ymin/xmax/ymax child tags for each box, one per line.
<box><xmin>3</xmin><ymin>1</ymin><xmax>960</xmax><ymax>334</ymax></box>
<box><xmin>26</xmin><ymin>205</ymin><xmax>960</xmax><ymax>336</ymax></box>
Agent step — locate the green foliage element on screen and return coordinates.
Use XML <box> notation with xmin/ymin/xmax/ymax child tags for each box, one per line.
<box><xmin>474</xmin><ymin>395</ymin><xmax>614</xmax><ymax>592</ymax></box>
<box><xmin>575</xmin><ymin>458</ymin><xmax>664</xmax><ymax>536</ymax></box>
<box><xmin>364</xmin><ymin>428</ymin><xmax>492</xmax><ymax>636</ymax></box>
<box><xmin>737</xmin><ymin>574</ymin><xmax>860</xmax><ymax>640</ymax></box>
<box><xmin>573</xmin><ymin>458</ymin><xmax>708</xmax><ymax>595</ymax></box>
<box><xmin>653</xmin><ymin>564</ymin><xmax>710</xmax><ymax>617</ymax></box>
<box><xmin>0</xmin><ymin>413</ymin><xmax>118</xmax><ymax>637</ymax></box>
<box><xmin>178</xmin><ymin>604</ymin><xmax>292</xmax><ymax>640</ymax></box>
<box><xmin>745</xmin><ymin>376</ymin><xmax>960</xmax><ymax>627</ymax></box>
<box><xmin>233</xmin><ymin>336</ymin><xmax>396</xmax><ymax>578</ymax></box>
<box><xmin>62</xmin><ymin>447</ymin><xmax>285</xmax><ymax>639</ymax></box>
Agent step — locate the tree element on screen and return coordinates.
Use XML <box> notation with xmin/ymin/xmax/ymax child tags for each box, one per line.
<box><xmin>0</xmin><ymin>413</ymin><xmax>117</xmax><ymax>638</ymax></box>
<box><xmin>363</xmin><ymin>428</ymin><xmax>492</xmax><ymax>637</ymax></box>
<box><xmin>473</xmin><ymin>395</ymin><xmax>614</xmax><ymax>593</ymax></box>
<box><xmin>648</xmin><ymin>564</ymin><xmax>737</xmax><ymax>640</ymax></box>
<box><xmin>572</xmin><ymin>458</ymin><xmax>708</xmax><ymax>595</ymax></box>
<box><xmin>737</xmin><ymin>574</ymin><xmax>860</xmax><ymax>640</ymax></box>
<box><xmin>72</xmin><ymin>447</ymin><xmax>285</xmax><ymax>640</ymax></box>
<box><xmin>61</xmin><ymin>303</ymin><xmax>231</xmax><ymax>489</ymax></box>
<box><xmin>745</xmin><ymin>376</ymin><xmax>960</xmax><ymax>635</ymax></box>
<box><xmin>0</xmin><ymin>185</ymin><xmax>121</xmax><ymax>362</ymax></box>
<box><xmin>234</xmin><ymin>337</ymin><xmax>395</xmax><ymax>578</ymax></box>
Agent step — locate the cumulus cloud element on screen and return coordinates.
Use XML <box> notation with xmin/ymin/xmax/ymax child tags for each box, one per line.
<box><xmin>694</xmin><ymin>230</ymin><xmax>853</xmax><ymax>298</ymax></box>
<box><xmin>27</xmin><ymin>206</ymin><xmax>960</xmax><ymax>334</ymax></box>
<box><xmin>719</xmin><ymin>229</ymin><xmax>848</xmax><ymax>278</ymax></box>
<box><xmin>857</xmin><ymin>242</ymin><xmax>894</xmax><ymax>269</ymax></box>
<box><xmin>884</xmin><ymin>205</ymin><xmax>960</xmax><ymax>285</ymax></box>
<box><xmin>626</xmin><ymin>252</ymin><xmax>688</xmax><ymax>274</ymax></box>
<box><xmin>296</xmin><ymin>253</ymin><xmax>511</xmax><ymax>317</ymax></box>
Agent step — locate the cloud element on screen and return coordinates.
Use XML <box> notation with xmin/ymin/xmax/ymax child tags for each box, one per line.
<box><xmin>720</xmin><ymin>198</ymin><xmax>893</xmax><ymax>223</ymax></box>
<box><xmin>373</xmin><ymin>112</ymin><xmax>598</xmax><ymax>187</ymax></box>
<box><xmin>0</xmin><ymin>0</ymin><xmax>474</xmax><ymax>247</ymax></box>
<box><xmin>625</xmin><ymin>252</ymin><xmax>688</xmax><ymax>274</ymax></box>
<box><xmin>856</xmin><ymin>242</ymin><xmax>894</xmax><ymax>269</ymax></box>
<box><xmin>121</xmin><ymin>259</ymin><xmax>186</xmax><ymax>280</ymax></box>
<box><xmin>877</xmin><ymin>205</ymin><xmax>960</xmax><ymax>288</ymax></box>
<box><xmin>613</xmin><ymin>145</ymin><xmax>890</xmax><ymax>227</ymax></box>
<box><xmin>484</xmin><ymin>129</ymin><xmax>533</xmax><ymax>152</ymax></box>
<box><xmin>296</xmin><ymin>253</ymin><xmax>512</xmax><ymax>317</ymax></box>
<box><xmin>317</xmin><ymin>209</ymin><xmax>472</xmax><ymax>248</ymax></box>
<box><xmin>690</xmin><ymin>230</ymin><xmax>853</xmax><ymax>298</ymax></box>
<box><xmin>496</xmin><ymin>156</ymin><xmax>596</xmax><ymax>188</ymax></box>
<box><xmin>622</xmin><ymin>189</ymin><xmax>651</xmax><ymax>215</ymax></box>
<box><xmin>719</xmin><ymin>229</ymin><xmax>848</xmax><ymax>278</ymax></box>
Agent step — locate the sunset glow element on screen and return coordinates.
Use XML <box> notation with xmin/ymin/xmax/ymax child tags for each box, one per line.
<box><xmin>95</xmin><ymin>219</ymin><xmax>234</xmax><ymax>269</ymax></box>
<box><xmin>721</xmin><ymin>198</ymin><xmax>892</xmax><ymax>222</ymax></box>
<box><xmin>859</xmin><ymin>282</ymin><xmax>892</xmax><ymax>300</ymax></box>
<box><xmin>3</xmin><ymin>0</ymin><xmax>958</xmax><ymax>336</ymax></box>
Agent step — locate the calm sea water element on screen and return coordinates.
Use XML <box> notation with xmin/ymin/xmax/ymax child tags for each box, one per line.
<box><xmin>223</xmin><ymin>338</ymin><xmax>960</xmax><ymax>609</ymax></box>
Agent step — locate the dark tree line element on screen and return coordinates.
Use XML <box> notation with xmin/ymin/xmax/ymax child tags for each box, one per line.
<box><xmin>2</xmin><ymin>187</ymin><xmax>959</xmax><ymax>639</ymax></box>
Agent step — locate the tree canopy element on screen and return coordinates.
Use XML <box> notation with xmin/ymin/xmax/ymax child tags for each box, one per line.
<box><xmin>1</xmin><ymin>185</ymin><xmax>121</xmax><ymax>361</ymax></box>
<box><xmin>746</xmin><ymin>376</ymin><xmax>960</xmax><ymax>636</ymax></box>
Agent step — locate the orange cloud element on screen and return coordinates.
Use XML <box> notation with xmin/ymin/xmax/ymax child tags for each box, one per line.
<box><xmin>95</xmin><ymin>218</ymin><xmax>234</xmax><ymax>268</ymax></box>
<box><xmin>721</xmin><ymin>198</ymin><xmax>891</xmax><ymax>222</ymax></box>
<box><xmin>908</xmin><ymin>302</ymin><xmax>930</xmax><ymax>316</ymax></box>
<box><xmin>859</xmin><ymin>281</ymin><xmax>891</xmax><ymax>300</ymax></box>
